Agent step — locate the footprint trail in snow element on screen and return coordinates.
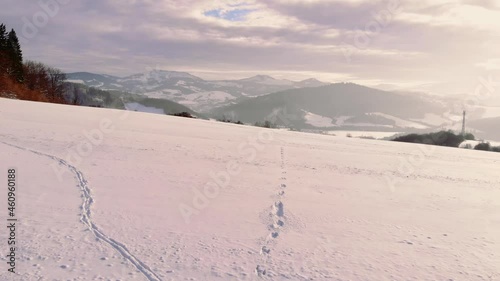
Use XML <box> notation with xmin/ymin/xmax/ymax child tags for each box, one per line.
<box><xmin>0</xmin><ymin>141</ymin><xmax>163</xmax><ymax>281</ymax></box>
<box><xmin>256</xmin><ymin>146</ymin><xmax>288</xmax><ymax>279</ymax></box>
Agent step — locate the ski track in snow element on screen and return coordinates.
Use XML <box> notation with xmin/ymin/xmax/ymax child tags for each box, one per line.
<box><xmin>0</xmin><ymin>141</ymin><xmax>163</xmax><ymax>281</ymax></box>
<box><xmin>256</xmin><ymin>146</ymin><xmax>288</xmax><ymax>279</ymax></box>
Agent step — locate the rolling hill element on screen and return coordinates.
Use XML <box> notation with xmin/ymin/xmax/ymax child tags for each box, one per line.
<box><xmin>210</xmin><ymin>82</ymin><xmax>454</xmax><ymax>131</ymax></box>
<box><xmin>66</xmin><ymin>83</ymin><xmax>200</xmax><ymax>117</ymax></box>
<box><xmin>67</xmin><ymin>71</ymin><xmax>328</xmax><ymax>112</ymax></box>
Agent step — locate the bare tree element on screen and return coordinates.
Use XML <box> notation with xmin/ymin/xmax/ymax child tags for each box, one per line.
<box><xmin>46</xmin><ymin>66</ymin><xmax>67</xmax><ymax>101</ymax></box>
<box><xmin>71</xmin><ymin>85</ymin><xmax>81</xmax><ymax>105</ymax></box>
<box><xmin>23</xmin><ymin>61</ymin><xmax>47</xmax><ymax>92</ymax></box>
<box><xmin>23</xmin><ymin>60</ymin><xmax>67</xmax><ymax>103</ymax></box>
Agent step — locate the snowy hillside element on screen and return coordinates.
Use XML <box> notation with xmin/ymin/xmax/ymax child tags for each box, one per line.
<box><xmin>212</xmin><ymin>83</ymin><xmax>455</xmax><ymax>131</ymax></box>
<box><xmin>1</xmin><ymin>98</ymin><xmax>500</xmax><ymax>281</ymax></box>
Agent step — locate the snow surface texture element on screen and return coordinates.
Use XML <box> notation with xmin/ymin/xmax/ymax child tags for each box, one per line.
<box><xmin>125</xmin><ymin>102</ymin><xmax>165</xmax><ymax>115</ymax></box>
<box><xmin>303</xmin><ymin>111</ymin><xmax>334</xmax><ymax>128</ymax></box>
<box><xmin>1</xmin><ymin>98</ymin><xmax>500</xmax><ymax>281</ymax></box>
<box><xmin>324</xmin><ymin>131</ymin><xmax>401</xmax><ymax>139</ymax></box>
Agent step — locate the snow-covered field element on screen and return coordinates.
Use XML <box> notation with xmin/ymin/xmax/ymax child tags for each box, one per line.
<box><xmin>179</xmin><ymin>91</ymin><xmax>236</xmax><ymax>106</ymax></box>
<box><xmin>1</xmin><ymin>98</ymin><xmax>500</xmax><ymax>281</ymax></box>
<box><xmin>66</xmin><ymin>79</ymin><xmax>86</xmax><ymax>85</ymax></box>
<box><xmin>324</xmin><ymin>130</ymin><xmax>401</xmax><ymax>139</ymax></box>
<box><xmin>303</xmin><ymin>111</ymin><xmax>334</xmax><ymax>127</ymax></box>
<box><xmin>125</xmin><ymin>102</ymin><xmax>165</xmax><ymax>114</ymax></box>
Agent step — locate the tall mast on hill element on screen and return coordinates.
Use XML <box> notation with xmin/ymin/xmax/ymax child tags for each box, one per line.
<box><xmin>461</xmin><ymin>110</ymin><xmax>466</xmax><ymax>136</ymax></box>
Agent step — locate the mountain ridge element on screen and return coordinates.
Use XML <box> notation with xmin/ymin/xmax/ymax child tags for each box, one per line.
<box><xmin>209</xmin><ymin>82</ymin><xmax>455</xmax><ymax>131</ymax></box>
<box><xmin>67</xmin><ymin>70</ymin><xmax>330</xmax><ymax>112</ymax></box>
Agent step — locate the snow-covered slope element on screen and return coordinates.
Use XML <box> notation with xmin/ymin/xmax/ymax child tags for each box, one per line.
<box><xmin>212</xmin><ymin>83</ymin><xmax>452</xmax><ymax>131</ymax></box>
<box><xmin>1</xmin><ymin>98</ymin><xmax>500</xmax><ymax>280</ymax></box>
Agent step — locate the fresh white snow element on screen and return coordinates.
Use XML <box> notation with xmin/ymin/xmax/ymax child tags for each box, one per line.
<box><xmin>1</xmin><ymin>98</ymin><xmax>500</xmax><ymax>281</ymax></box>
<box><xmin>181</xmin><ymin>91</ymin><xmax>236</xmax><ymax>103</ymax></box>
<box><xmin>66</xmin><ymin>79</ymin><xmax>85</xmax><ymax>84</ymax></box>
<box><xmin>332</xmin><ymin>115</ymin><xmax>352</xmax><ymax>127</ymax></box>
<box><xmin>324</xmin><ymin>130</ymin><xmax>401</xmax><ymax>139</ymax></box>
<box><xmin>303</xmin><ymin>111</ymin><xmax>334</xmax><ymax>127</ymax></box>
<box><xmin>143</xmin><ymin>89</ymin><xmax>182</xmax><ymax>99</ymax></box>
<box><xmin>177</xmin><ymin>91</ymin><xmax>237</xmax><ymax>111</ymax></box>
<box><xmin>124</xmin><ymin>102</ymin><xmax>165</xmax><ymax>115</ymax></box>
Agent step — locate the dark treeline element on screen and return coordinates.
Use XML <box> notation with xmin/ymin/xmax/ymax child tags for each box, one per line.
<box><xmin>393</xmin><ymin>130</ymin><xmax>500</xmax><ymax>153</ymax></box>
<box><xmin>393</xmin><ymin>131</ymin><xmax>471</xmax><ymax>148</ymax></box>
<box><xmin>0</xmin><ymin>23</ymin><xmax>67</xmax><ymax>103</ymax></box>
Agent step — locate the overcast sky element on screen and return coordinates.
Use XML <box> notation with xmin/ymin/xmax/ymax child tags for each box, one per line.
<box><xmin>2</xmin><ymin>0</ymin><xmax>500</xmax><ymax>95</ymax></box>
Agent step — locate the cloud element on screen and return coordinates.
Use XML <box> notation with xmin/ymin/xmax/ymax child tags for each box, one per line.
<box><xmin>1</xmin><ymin>0</ymin><xmax>500</xmax><ymax>94</ymax></box>
<box><xmin>477</xmin><ymin>59</ymin><xmax>500</xmax><ymax>71</ymax></box>
<box><xmin>204</xmin><ymin>8</ymin><xmax>256</xmax><ymax>21</ymax></box>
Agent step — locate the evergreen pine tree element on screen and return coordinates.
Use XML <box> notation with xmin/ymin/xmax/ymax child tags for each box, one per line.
<box><xmin>0</xmin><ymin>24</ymin><xmax>7</xmax><ymax>49</ymax></box>
<box><xmin>0</xmin><ymin>24</ymin><xmax>8</xmax><ymax>76</ymax></box>
<box><xmin>7</xmin><ymin>29</ymin><xmax>24</xmax><ymax>82</ymax></box>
